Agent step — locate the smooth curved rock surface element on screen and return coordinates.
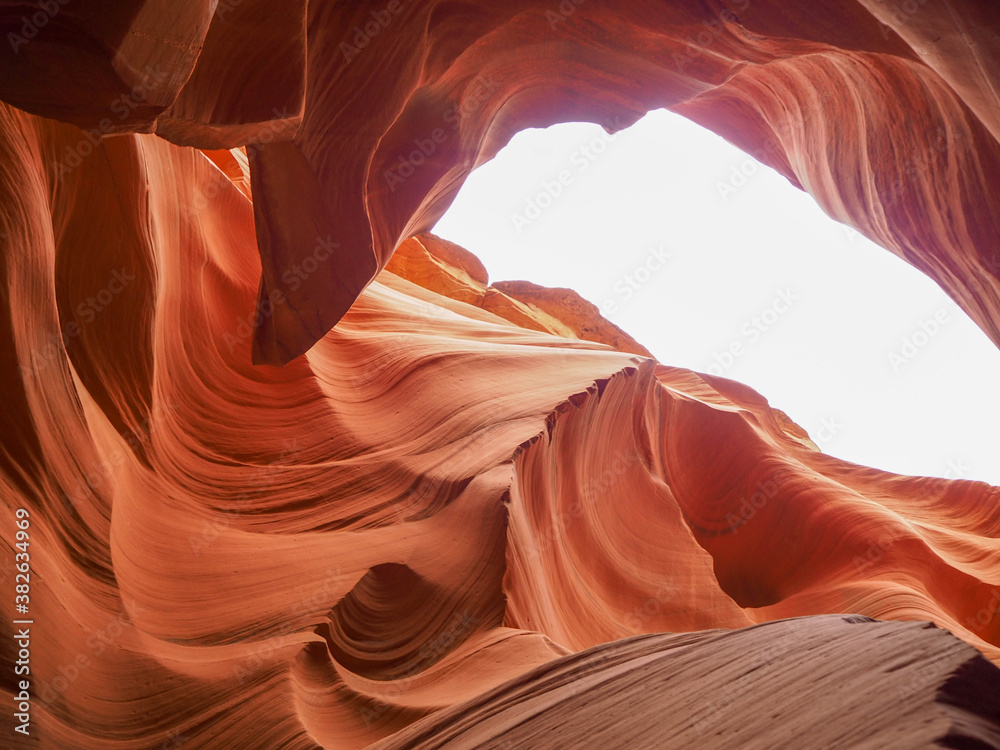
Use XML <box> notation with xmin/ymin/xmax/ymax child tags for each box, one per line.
<box><xmin>0</xmin><ymin>101</ymin><xmax>998</xmax><ymax>747</ymax></box>
<box><xmin>368</xmin><ymin>616</ymin><xmax>1000</xmax><ymax>750</ymax></box>
<box><xmin>3</xmin><ymin>0</ymin><xmax>998</xmax><ymax>364</ymax></box>
<box><xmin>3</xmin><ymin>2</ymin><xmax>1000</xmax><ymax>748</ymax></box>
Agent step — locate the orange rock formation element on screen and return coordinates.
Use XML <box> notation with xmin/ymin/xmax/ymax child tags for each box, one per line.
<box><xmin>1</xmin><ymin>1</ymin><xmax>999</xmax><ymax>748</ymax></box>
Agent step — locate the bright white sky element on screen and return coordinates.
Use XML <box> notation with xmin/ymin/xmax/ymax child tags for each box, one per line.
<box><xmin>433</xmin><ymin>108</ymin><xmax>1000</xmax><ymax>486</ymax></box>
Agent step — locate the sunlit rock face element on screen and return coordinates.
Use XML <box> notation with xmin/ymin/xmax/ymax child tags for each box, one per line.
<box><xmin>1</xmin><ymin>1</ymin><xmax>1000</xmax><ymax>748</ymax></box>
<box><xmin>2</xmin><ymin>0</ymin><xmax>998</xmax><ymax>365</ymax></box>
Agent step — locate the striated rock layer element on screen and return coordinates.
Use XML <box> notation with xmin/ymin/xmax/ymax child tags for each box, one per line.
<box><xmin>2</xmin><ymin>0</ymin><xmax>998</xmax><ymax>365</ymax></box>
<box><xmin>1</xmin><ymin>1</ymin><xmax>1000</xmax><ymax>748</ymax></box>
<box><xmin>0</xmin><ymin>102</ymin><xmax>998</xmax><ymax>747</ymax></box>
<box><xmin>369</xmin><ymin>616</ymin><xmax>1000</xmax><ymax>750</ymax></box>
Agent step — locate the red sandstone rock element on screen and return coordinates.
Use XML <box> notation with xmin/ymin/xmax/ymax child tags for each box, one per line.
<box><xmin>369</xmin><ymin>616</ymin><xmax>1000</xmax><ymax>750</ymax></box>
<box><xmin>386</xmin><ymin>234</ymin><xmax>654</xmax><ymax>357</ymax></box>
<box><xmin>3</xmin><ymin>0</ymin><xmax>998</xmax><ymax>364</ymax></box>
<box><xmin>1</xmin><ymin>2</ymin><xmax>1000</xmax><ymax>748</ymax></box>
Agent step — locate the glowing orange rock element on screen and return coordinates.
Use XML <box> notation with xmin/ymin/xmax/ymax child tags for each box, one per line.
<box><xmin>3</xmin><ymin>1</ymin><xmax>998</xmax><ymax>365</ymax></box>
<box><xmin>2</xmin><ymin>1</ymin><xmax>1000</xmax><ymax>747</ymax></box>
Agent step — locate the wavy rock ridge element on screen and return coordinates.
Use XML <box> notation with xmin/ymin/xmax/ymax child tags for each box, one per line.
<box><xmin>2</xmin><ymin>0</ymin><xmax>998</xmax><ymax>365</ymax></box>
<box><xmin>1</xmin><ymin>1</ymin><xmax>1000</xmax><ymax>748</ymax></box>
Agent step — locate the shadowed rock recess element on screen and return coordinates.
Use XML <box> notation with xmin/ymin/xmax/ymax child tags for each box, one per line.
<box><xmin>1</xmin><ymin>1</ymin><xmax>999</xmax><ymax>748</ymax></box>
